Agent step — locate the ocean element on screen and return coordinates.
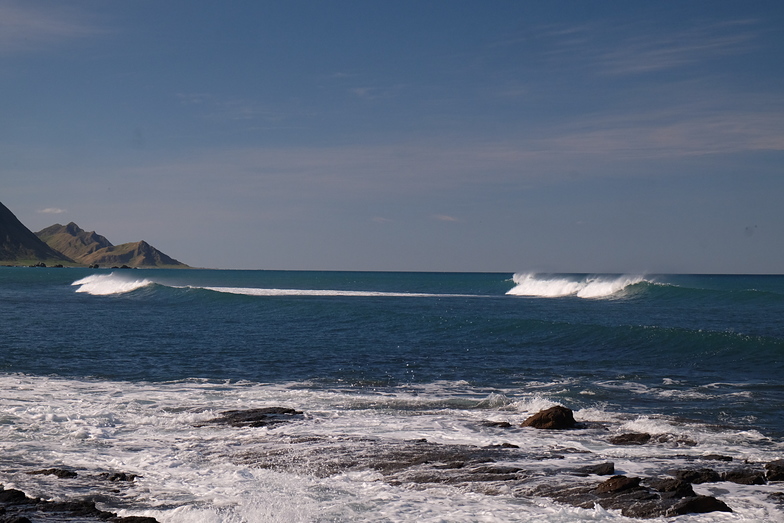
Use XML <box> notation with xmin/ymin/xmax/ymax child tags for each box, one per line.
<box><xmin>1</xmin><ymin>268</ymin><xmax>782</xmax><ymax>522</ymax></box>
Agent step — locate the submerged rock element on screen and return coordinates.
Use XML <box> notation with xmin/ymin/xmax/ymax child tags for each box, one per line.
<box><xmin>27</xmin><ymin>468</ymin><xmax>78</xmax><ymax>479</ymax></box>
<box><xmin>521</xmin><ymin>406</ymin><xmax>576</xmax><ymax>430</ymax></box>
<box><xmin>609</xmin><ymin>432</ymin><xmax>651</xmax><ymax>445</ymax></box>
<box><xmin>201</xmin><ymin>407</ymin><xmax>304</xmax><ymax>428</ymax></box>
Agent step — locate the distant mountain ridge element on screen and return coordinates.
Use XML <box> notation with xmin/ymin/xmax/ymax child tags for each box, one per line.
<box><xmin>35</xmin><ymin>222</ymin><xmax>188</xmax><ymax>268</ymax></box>
<box><xmin>0</xmin><ymin>200</ymin><xmax>187</xmax><ymax>268</ymax></box>
<box><xmin>36</xmin><ymin>222</ymin><xmax>113</xmax><ymax>261</ymax></box>
<box><xmin>78</xmin><ymin>239</ymin><xmax>187</xmax><ymax>268</ymax></box>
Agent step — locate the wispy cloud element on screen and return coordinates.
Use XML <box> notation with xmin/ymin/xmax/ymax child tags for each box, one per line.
<box><xmin>541</xmin><ymin>18</ymin><xmax>761</xmax><ymax>76</ymax></box>
<box><xmin>0</xmin><ymin>2</ymin><xmax>106</xmax><ymax>54</ymax></box>
<box><xmin>38</xmin><ymin>207</ymin><xmax>66</xmax><ymax>214</ymax></box>
<box><xmin>177</xmin><ymin>92</ymin><xmax>295</xmax><ymax>123</ymax></box>
<box><xmin>433</xmin><ymin>214</ymin><xmax>459</xmax><ymax>222</ymax></box>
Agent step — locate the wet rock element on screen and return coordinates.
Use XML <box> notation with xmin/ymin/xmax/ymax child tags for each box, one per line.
<box><xmin>99</xmin><ymin>472</ymin><xmax>138</xmax><ymax>482</ymax></box>
<box><xmin>484</xmin><ymin>442</ymin><xmax>519</xmax><ymax>449</ymax></box>
<box><xmin>666</xmin><ymin>495</ymin><xmax>732</xmax><ymax>516</ymax></box>
<box><xmin>531</xmin><ymin>476</ymin><xmax>733</xmax><ymax>518</ymax></box>
<box><xmin>654</xmin><ymin>434</ymin><xmax>697</xmax><ymax>447</ymax></box>
<box><xmin>202</xmin><ymin>407</ymin><xmax>304</xmax><ymax>428</ymax></box>
<box><xmin>701</xmin><ymin>454</ymin><xmax>733</xmax><ymax>462</ymax></box>
<box><xmin>675</xmin><ymin>468</ymin><xmax>722</xmax><ymax>484</ymax></box>
<box><xmin>521</xmin><ymin>406</ymin><xmax>576</xmax><ymax>430</ymax></box>
<box><xmin>609</xmin><ymin>432</ymin><xmax>651</xmax><ymax>445</ymax></box>
<box><xmin>646</xmin><ymin>478</ymin><xmax>695</xmax><ymax>499</ymax></box>
<box><xmin>766</xmin><ymin>459</ymin><xmax>784</xmax><ymax>481</ymax></box>
<box><xmin>596</xmin><ymin>475</ymin><xmax>642</xmax><ymax>494</ymax></box>
<box><xmin>572</xmin><ymin>462</ymin><xmax>615</xmax><ymax>476</ymax></box>
<box><xmin>2</xmin><ymin>516</ymin><xmax>33</xmax><ymax>523</ymax></box>
<box><xmin>481</xmin><ymin>420</ymin><xmax>512</xmax><ymax>428</ymax></box>
<box><xmin>0</xmin><ymin>485</ymin><xmax>160</xmax><ymax>522</ymax></box>
<box><xmin>723</xmin><ymin>468</ymin><xmax>766</xmax><ymax>485</ymax></box>
<box><xmin>0</xmin><ymin>489</ymin><xmax>30</xmax><ymax>504</ymax></box>
<box><xmin>28</xmin><ymin>468</ymin><xmax>78</xmax><ymax>479</ymax></box>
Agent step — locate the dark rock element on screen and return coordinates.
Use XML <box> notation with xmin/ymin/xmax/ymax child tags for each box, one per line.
<box><xmin>521</xmin><ymin>406</ymin><xmax>576</xmax><ymax>430</ymax></box>
<box><xmin>573</xmin><ymin>462</ymin><xmax>615</xmax><ymax>476</ymax></box>
<box><xmin>28</xmin><ymin>468</ymin><xmax>78</xmax><ymax>479</ymax></box>
<box><xmin>596</xmin><ymin>475</ymin><xmax>642</xmax><ymax>494</ymax></box>
<box><xmin>99</xmin><ymin>472</ymin><xmax>138</xmax><ymax>482</ymax></box>
<box><xmin>675</xmin><ymin>468</ymin><xmax>722</xmax><ymax>484</ymax></box>
<box><xmin>654</xmin><ymin>434</ymin><xmax>697</xmax><ymax>447</ymax></box>
<box><xmin>0</xmin><ymin>485</ymin><xmax>160</xmax><ymax>522</ymax></box>
<box><xmin>2</xmin><ymin>516</ymin><xmax>32</xmax><ymax>523</ymax></box>
<box><xmin>202</xmin><ymin>407</ymin><xmax>304</xmax><ymax>428</ymax></box>
<box><xmin>666</xmin><ymin>495</ymin><xmax>732</xmax><ymax>516</ymax></box>
<box><xmin>484</xmin><ymin>442</ymin><xmax>519</xmax><ymax>448</ymax></box>
<box><xmin>701</xmin><ymin>454</ymin><xmax>733</xmax><ymax>462</ymax></box>
<box><xmin>39</xmin><ymin>500</ymin><xmax>115</xmax><ymax>519</ymax></box>
<box><xmin>767</xmin><ymin>459</ymin><xmax>784</xmax><ymax>481</ymax></box>
<box><xmin>647</xmin><ymin>478</ymin><xmax>695</xmax><ymax>498</ymax></box>
<box><xmin>723</xmin><ymin>468</ymin><xmax>766</xmax><ymax>485</ymax></box>
<box><xmin>481</xmin><ymin>420</ymin><xmax>512</xmax><ymax>428</ymax></box>
<box><xmin>0</xmin><ymin>489</ymin><xmax>31</xmax><ymax>504</ymax></box>
<box><xmin>608</xmin><ymin>432</ymin><xmax>651</xmax><ymax>445</ymax></box>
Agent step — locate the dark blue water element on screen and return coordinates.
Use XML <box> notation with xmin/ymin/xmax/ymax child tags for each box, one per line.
<box><xmin>1</xmin><ymin>268</ymin><xmax>783</xmax><ymax>437</ymax></box>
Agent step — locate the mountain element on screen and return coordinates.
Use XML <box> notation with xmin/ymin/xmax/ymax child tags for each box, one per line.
<box><xmin>35</xmin><ymin>222</ymin><xmax>188</xmax><ymax>268</ymax></box>
<box><xmin>35</xmin><ymin>222</ymin><xmax>113</xmax><ymax>261</ymax></box>
<box><xmin>0</xmin><ymin>201</ymin><xmax>74</xmax><ymax>264</ymax></box>
<box><xmin>78</xmin><ymin>240</ymin><xmax>188</xmax><ymax>268</ymax></box>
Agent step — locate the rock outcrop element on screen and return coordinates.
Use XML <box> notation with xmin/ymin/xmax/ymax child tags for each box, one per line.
<box><xmin>521</xmin><ymin>406</ymin><xmax>576</xmax><ymax>429</ymax></box>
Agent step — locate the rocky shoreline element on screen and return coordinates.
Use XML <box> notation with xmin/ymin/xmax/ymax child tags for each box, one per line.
<box><xmin>3</xmin><ymin>406</ymin><xmax>783</xmax><ymax>521</ymax></box>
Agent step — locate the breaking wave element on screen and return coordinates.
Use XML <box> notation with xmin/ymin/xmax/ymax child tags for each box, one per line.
<box><xmin>72</xmin><ymin>273</ymin><xmax>155</xmax><ymax>295</ymax></box>
<box><xmin>506</xmin><ymin>273</ymin><xmax>647</xmax><ymax>299</ymax></box>
<box><xmin>70</xmin><ymin>273</ymin><xmax>473</xmax><ymax>298</ymax></box>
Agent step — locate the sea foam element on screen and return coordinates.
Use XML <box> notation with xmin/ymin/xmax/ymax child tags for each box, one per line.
<box><xmin>200</xmin><ymin>286</ymin><xmax>459</xmax><ymax>298</ymax></box>
<box><xmin>72</xmin><ymin>273</ymin><xmax>154</xmax><ymax>295</ymax></box>
<box><xmin>506</xmin><ymin>273</ymin><xmax>645</xmax><ymax>298</ymax></box>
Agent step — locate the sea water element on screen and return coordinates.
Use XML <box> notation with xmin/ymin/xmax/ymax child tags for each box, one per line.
<box><xmin>1</xmin><ymin>268</ymin><xmax>783</xmax><ymax>521</ymax></box>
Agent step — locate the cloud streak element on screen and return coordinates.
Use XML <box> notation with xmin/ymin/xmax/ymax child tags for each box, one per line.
<box><xmin>539</xmin><ymin>18</ymin><xmax>761</xmax><ymax>76</ymax></box>
<box><xmin>0</xmin><ymin>2</ymin><xmax>105</xmax><ymax>54</ymax></box>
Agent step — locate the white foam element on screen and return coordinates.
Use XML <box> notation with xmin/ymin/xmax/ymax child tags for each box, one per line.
<box><xmin>200</xmin><ymin>286</ymin><xmax>464</xmax><ymax>298</ymax></box>
<box><xmin>1</xmin><ymin>375</ymin><xmax>781</xmax><ymax>522</ymax></box>
<box><xmin>506</xmin><ymin>273</ymin><xmax>645</xmax><ymax>299</ymax></box>
<box><xmin>72</xmin><ymin>273</ymin><xmax>154</xmax><ymax>295</ymax></box>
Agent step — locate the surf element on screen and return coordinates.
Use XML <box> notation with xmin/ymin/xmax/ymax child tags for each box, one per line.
<box><xmin>506</xmin><ymin>273</ymin><xmax>647</xmax><ymax>298</ymax></box>
<box><xmin>69</xmin><ymin>273</ymin><xmax>477</xmax><ymax>298</ymax></box>
<box><xmin>71</xmin><ymin>273</ymin><xmax>155</xmax><ymax>295</ymax></box>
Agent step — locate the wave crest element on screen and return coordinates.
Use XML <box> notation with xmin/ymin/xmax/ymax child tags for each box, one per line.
<box><xmin>72</xmin><ymin>273</ymin><xmax>154</xmax><ymax>295</ymax></box>
<box><xmin>506</xmin><ymin>273</ymin><xmax>646</xmax><ymax>299</ymax></box>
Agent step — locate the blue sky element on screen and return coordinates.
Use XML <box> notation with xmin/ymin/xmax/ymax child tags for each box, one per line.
<box><xmin>2</xmin><ymin>1</ymin><xmax>783</xmax><ymax>272</ymax></box>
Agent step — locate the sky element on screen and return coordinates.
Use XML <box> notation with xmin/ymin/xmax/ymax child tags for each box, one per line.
<box><xmin>1</xmin><ymin>0</ymin><xmax>783</xmax><ymax>273</ymax></box>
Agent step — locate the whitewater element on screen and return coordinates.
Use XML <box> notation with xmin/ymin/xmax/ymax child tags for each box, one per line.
<box><xmin>2</xmin><ymin>268</ymin><xmax>783</xmax><ymax>522</ymax></box>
